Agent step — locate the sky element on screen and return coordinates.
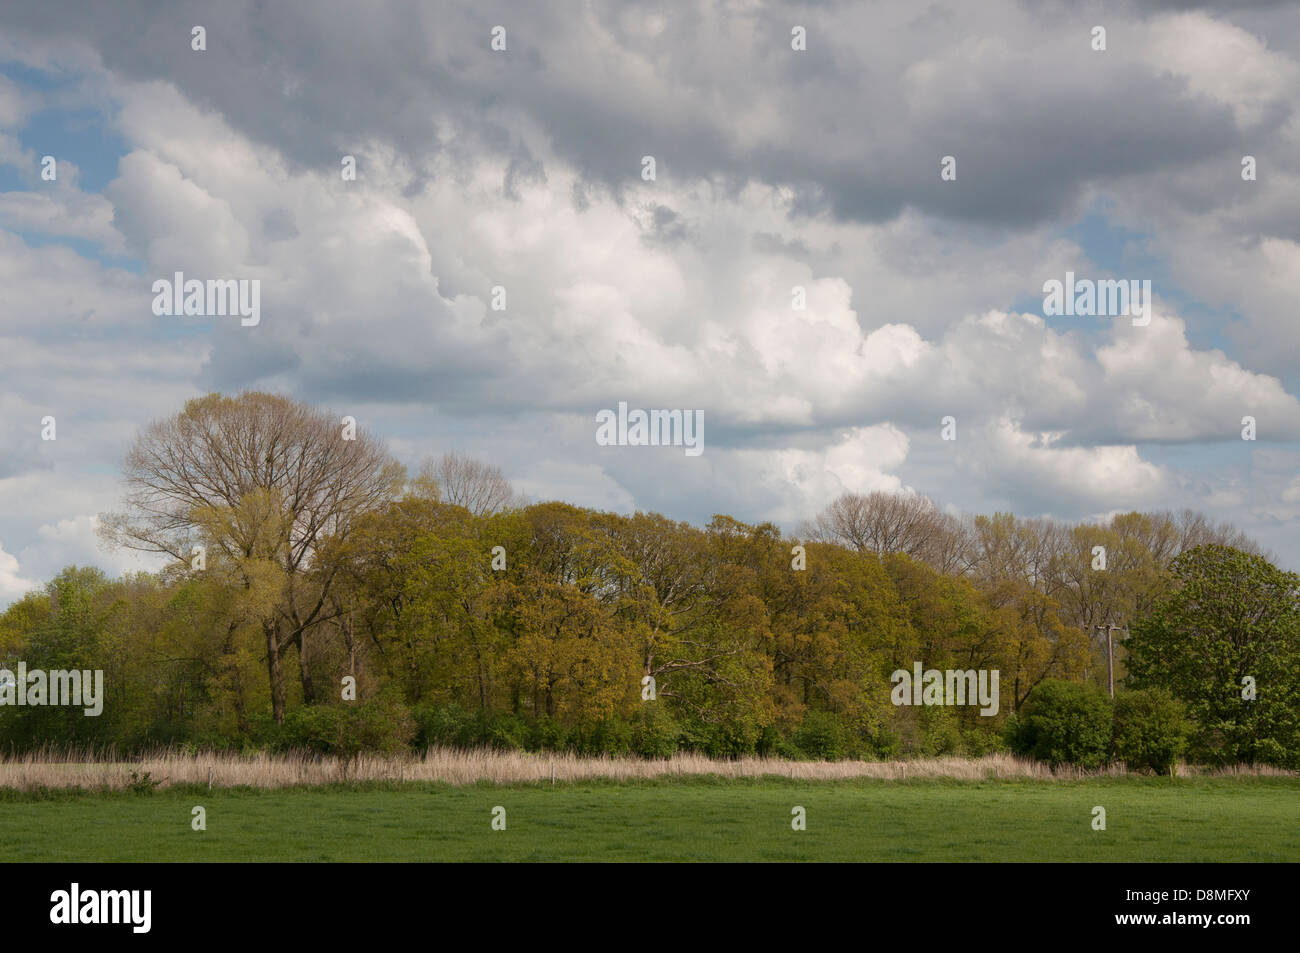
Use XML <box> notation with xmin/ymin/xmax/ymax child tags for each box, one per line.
<box><xmin>1</xmin><ymin>0</ymin><xmax>1299</xmax><ymax>606</ymax></box>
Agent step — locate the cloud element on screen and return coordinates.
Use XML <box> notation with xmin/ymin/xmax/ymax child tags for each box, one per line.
<box><xmin>0</xmin><ymin>541</ymin><xmax>35</xmax><ymax>605</ymax></box>
<box><xmin>1</xmin><ymin>0</ymin><xmax>1300</xmax><ymax>604</ymax></box>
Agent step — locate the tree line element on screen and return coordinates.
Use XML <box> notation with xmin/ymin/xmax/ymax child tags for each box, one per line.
<box><xmin>1</xmin><ymin>392</ymin><xmax>1295</xmax><ymax>767</ymax></box>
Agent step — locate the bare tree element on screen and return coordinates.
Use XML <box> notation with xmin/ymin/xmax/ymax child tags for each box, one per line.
<box><xmin>802</xmin><ymin>490</ymin><xmax>966</xmax><ymax>572</ymax></box>
<box><xmin>99</xmin><ymin>392</ymin><xmax>404</xmax><ymax>721</ymax></box>
<box><xmin>419</xmin><ymin>451</ymin><xmax>517</xmax><ymax>516</ymax></box>
<box><xmin>1170</xmin><ymin>508</ymin><xmax>1262</xmax><ymax>558</ymax></box>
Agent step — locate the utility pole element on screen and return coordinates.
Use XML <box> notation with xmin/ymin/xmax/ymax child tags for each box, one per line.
<box><xmin>1097</xmin><ymin>624</ymin><xmax>1126</xmax><ymax>698</ymax></box>
<box><xmin>1107</xmin><ymin>626</ymin><xmax>1114</xmax><ymax>699</ymax></box>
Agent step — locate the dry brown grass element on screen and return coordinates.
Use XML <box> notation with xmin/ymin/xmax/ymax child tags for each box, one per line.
<box><xmin>0</xmin><ymin>746</ymin><xmax>1293</xmax><ymax>791</ymax></box>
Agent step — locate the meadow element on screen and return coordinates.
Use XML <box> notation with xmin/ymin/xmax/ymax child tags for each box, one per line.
<box><xmin>1</xmin><ymin>752</ymin><xmax>1295</xmax><ymax>862</ymax></box>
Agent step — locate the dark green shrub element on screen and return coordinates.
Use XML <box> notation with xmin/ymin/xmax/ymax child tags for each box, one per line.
<box><xmin>344</xmin><ymin>693</ymin><xmax>416</xmax><ymax>754</ymax></box>
<box><xmin>865</xmin><ymin>725</ymin><xmax>902</xmax><ymax>760</ymax></box>
<box><xmin>484</xmin><ymin>711</ymin><xmax>529</xmax><ymax>751</ymax></box>
<box><xmin>754</xmin><ymin>724</ymin><xmax>782</xmax><ymax>757</ymax></box>
<box><xmin>678</xmin><ymin>719</ymin><xmax>755</xmax><ymax>758</ymax></box>
<box><xmin>1112</xmin><ymin>688</ymin><xmax>1190</xmax><ymax>775</ymax></box>
<box><xmin>1001</xmin><ymin>713</ymin><xmax>1025</xmax><ymax>752</ymax></box>
<box><xmin>411</xmin><ymin>702</ymin><xmax>480</xmax><ymax>749</ymax></box>
<box><xmin>917</xmin><ymin>707</ymin><xmax>963</xmax><ymax>757</ymax></box>
<box><xmin>584</xmin><ymin>716</ymin><xmax>634</xmax><ymax>755</ymax></box>
<box><xmin>1011</xmin><ymin>680</ymin><xmax>1113</xmax><ymax>770</ymax></box>
<box><xmin>278</xmin><ymin>694</ymin><xmax>414</xmax><ymax>756</ymax></box>
<box><xmin>276</xmin><ymin>704</ymin><xmax>345</xmax><ymax>754</ymax></box>
<box><xmin>633</xmin><ymin>704</ymin><xmax>681</xmax><ymax>758</ymax></box>
<box><xmin>960</xmin><ymin>724</ymin><xmax>1006</xmax><ymax>758</ymax></box>
<box><xmin>527</xmin><ymin>714</ymin><xmax>570</xmax><ymax>752</ymax></box>
<box><xmin>793</xmin><ymin>710</ymin><xmax>847</xmax><ymax>760</ymax></box>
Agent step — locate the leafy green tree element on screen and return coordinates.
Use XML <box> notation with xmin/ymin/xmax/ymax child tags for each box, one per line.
<box><xmin>0</xmin><ymin>567</ymin><xmax>124</xmax><ymax>749</ymax></box>
<box><xmin>1127</xmin><ymin>545</ymin><xmax>1300</xmax><ymax>767</ymax></box>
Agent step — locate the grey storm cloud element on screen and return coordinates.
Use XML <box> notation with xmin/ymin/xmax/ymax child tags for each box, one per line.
<box><xmin>2</xmin><ymin>0</ymin><xmax>1281</xmax><ymax>228</ymax></box>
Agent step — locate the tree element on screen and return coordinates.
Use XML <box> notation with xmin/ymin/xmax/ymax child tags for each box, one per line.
<box><xmin>758</xmin><ymin>538</ymin><xmax>902</xmax><ymax>743</ymax></box>
<box><xmin>600</xmin><ymin>513</ymin><xmax>772</xmax><ymax>753</ymax></box>
<box><xmin>500</xmin><ymin>502</ymin><xmax>633</xmax><ymax>723</ymax></box>
<box><xmin>884</xmin><ymin>552</ymin><xmax>1007</xmax><ymax>746</ymax></box>
<box><xmin>0</xmin><ymin>567</ymin><xmax>124</xmax><ymax>749</ymax></box>
<box><xmin>328</xmin><ymin>494</ymin><xmax>476</xmax><ymax>705</ymax></box>
<box><xmin>965</xmin><ymin>514</ymin><xmax>1088</xmax><ymax>711</ymax></box>
<box><xmin>1169</xmin><ymin>509</ymin><xmax>1262</xmax><ymax>558</ymax></box>
<box><xmin>419</xmin><ymin>451</ymin><xmax>518</xmax><ymax>516</ymax></box>
<box><xmin>803</xmin><ymin>490</ymin><xmax>966</xmax><ymax>573</ymax></box>
<box><xmin>100</xmin><ymin>392</ymin><xmax>404</xmax><ymax>722</ymax></box>
<box><xmin>1127</xmin><ymin>545</ymin><xmax>1300</xmax><ymax>767</ymax></box>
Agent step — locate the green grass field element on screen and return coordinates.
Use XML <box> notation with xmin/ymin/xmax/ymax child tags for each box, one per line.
<box><xmin>2</xmin><ymin>776</ymin><xmax>1296</xmax><ymax>862</ymax></box>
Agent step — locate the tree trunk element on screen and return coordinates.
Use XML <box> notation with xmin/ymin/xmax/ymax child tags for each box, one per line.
<box><xmin>222</xmin><ymin>622</ymin><xmax>250</xmax><ymax>733</ymax></box>
<box><xmin>297</xmin><ymin>630</ymin><xmax>316</xmax><ymax>704</ymax></box>
<box><xmin>265</xmin><ymin>621</ymin><xmax>287</xmax><ymax>723</ymax></box>
<box><xmin>343</xmin><ymin>612</ymin><xmax>356</xmax><ymax>680</ymax></box>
